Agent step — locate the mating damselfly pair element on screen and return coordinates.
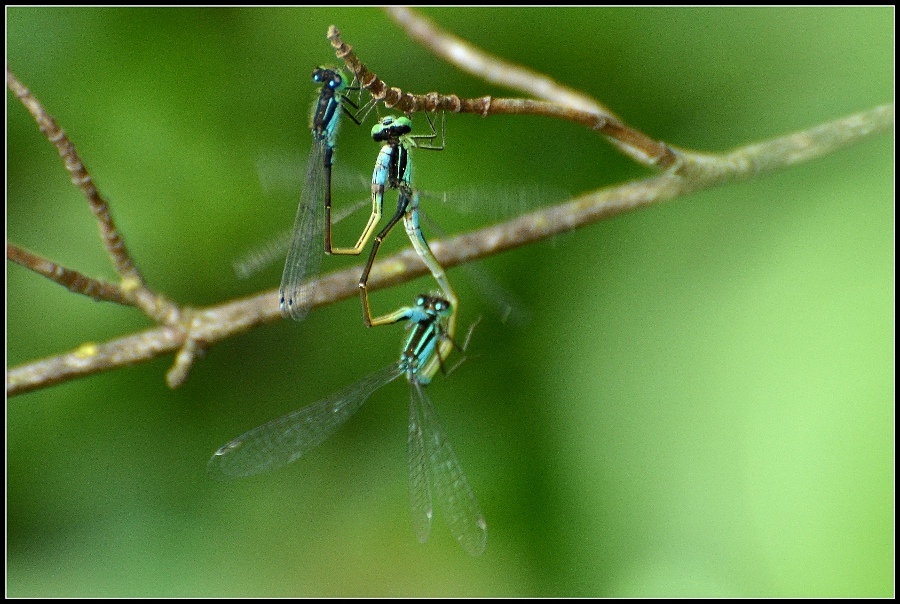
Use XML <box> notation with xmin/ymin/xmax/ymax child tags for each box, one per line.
<box><xmin>209</xmin><ymin>67</ymin><xmax>487</xmax><ymax>555</ymax></box>
<box><xmin>278</xmin><ymin>68</ymin><xmax>447</xmax><ymax>327</ymax></box>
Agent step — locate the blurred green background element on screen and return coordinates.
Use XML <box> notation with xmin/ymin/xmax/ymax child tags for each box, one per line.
<box><xmin>7</xmin><ymin>7</ymin><xmax>893</xmax><ymax>597</ymax></box>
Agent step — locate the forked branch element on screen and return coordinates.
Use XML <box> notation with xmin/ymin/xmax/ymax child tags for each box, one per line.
<box><xmin>6</xmin><ymin>13</ymin><xmax>893</xmax><ymax>397</ymax></box>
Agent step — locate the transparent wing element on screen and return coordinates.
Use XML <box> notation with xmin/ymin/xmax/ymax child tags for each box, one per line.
<box><xmin>408</xmin><ymin>383</ymin><xmax>432</xmax><ymax>544</ymax></box>
<box><xmin>234</xmin><ymin>228</ymin><xmax>293</xmax><ymax>280</ymax></box>
<box><xmin>209</xmin><ymin>362</ymin><xmax>404</xmax><ymax>480</ymax></box>
<box><xmin>234</xmin><ymin>198</ymin><xmax>372</xmax><ymax>280</ymax></box>
<box><xmin>457</xmin><ymin>260</ymin><xmax>533</xmax><ymax>328</ymax></box>
<box><xmin>278</xmin><ymin>139</ymin><xmax>327</xmax><ymax>321</ymax></box>
<box><xmin>418</xmin><ymin>182</ymin><xmax>570</xmax><ymax>222</ymax></box>
<box><xmin>413</xmin><ymin>380</ymin><xmax>488</xmax><ymax>556</ymax></box>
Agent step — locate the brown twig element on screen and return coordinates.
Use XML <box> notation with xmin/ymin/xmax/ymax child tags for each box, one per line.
<box><xmin>7</xmin><ymin>243</ymin><xmax>130</xmax><ymax>305</ymax></box>
<box><xmin>7</xmin><ymin>66</ymin><xmax>204</xmax><ymax>386</ymax></box>
<box><xmin>374</xmin><ymin>10</ymin><xmax>893</xmax><ymax>182</ymax></box>
<box><xmin>6</xmin><ymin>67</ymin><xmax>143</xmax><ymax>286</ymax></box>
<box><xmin>327</xmin><ymin>25</ymin><xmax>678</xmax><ymax>169</ymax></box>
<box><xmin>385</xmin><ymin>7</ymin><xmax>615</xmax><ymax>117</ymax></box>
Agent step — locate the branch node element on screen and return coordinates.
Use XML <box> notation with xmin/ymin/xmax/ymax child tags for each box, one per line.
<box><xmin>167</xmin><ymin>339</ymin><xmax>201</xmax><ymax>389</ymax></box>
<box><xmin>166</xmin><ymin>314</ymin><xmax>206</xmax><ymax>389</ymax></box>
<box><xmin>480</xmin><ymin>95</ymin><xmax>492</xmax><ymax>118</ymax></box>
<box><xmin>328</xmin><ymin>26</ymin><xmax>352</xmax><ymax>59</ymax></box>
<box><xmin>359</xmin><ymin>70</ymin><xmax>378</xmax><ymax>92</ymax></box>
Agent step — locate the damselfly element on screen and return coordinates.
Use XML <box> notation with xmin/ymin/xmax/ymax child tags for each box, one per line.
<box><xmin>326</xmin><ymin>113</ymin><xmax>448</xmax><ymax>327</ymax></box>
<box><xmin>279</xmin><ymin>67</ymin><xmax>372</xmax><ymax>321</ymax></box>
<box><xmin>209</xmin><ymin>294</ymin><xmax>487</xmax><ymax>556</ymax></box>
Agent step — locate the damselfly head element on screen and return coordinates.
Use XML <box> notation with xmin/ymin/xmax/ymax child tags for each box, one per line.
<box><xmin>312</xmin><ymin>66</ymin><xmax>346</xmax><ymax>91</ymax></box>
<box><xmin>416</xmin><ymin>293</ymin><xmax>453</xmax><ymax>318</ymax></box>
<box><xmin>371</xmin><ymin>115</ymin><xmax>413</xmax><ymax>141</ymax></box>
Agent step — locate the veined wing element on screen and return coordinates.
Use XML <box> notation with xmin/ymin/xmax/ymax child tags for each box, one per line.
<box><xmin>408</xmin><ymin>381</ymin><xmax>432</xmax><ymax>544</ymax></box>
<box><xmin>279</xmin><ymin>140</ymin><xmax>327</xmax><ymax>321</ymax></box>
<box><xmin>209</xmin><ymin>362</ymin><xmax>404</xmax><ymax>480</ymax></box>
<box><xmin>234</xmin><ymin>156</ymin><xmax>371</xmax><ymax>280</ymax></box>
<box><xmin>413</xmin><ymin>380</ymin><xmax>487</xmax><ymax>556</ymax></box>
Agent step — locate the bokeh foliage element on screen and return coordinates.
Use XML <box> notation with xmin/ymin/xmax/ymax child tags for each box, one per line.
<box><xmin>7</xmin><ymin>7</ymin><xmax>893</xmax><ymax>597</ymax></box>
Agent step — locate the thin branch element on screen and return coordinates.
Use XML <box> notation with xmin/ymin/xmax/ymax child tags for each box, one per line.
<box><xmin>7</xmin><ymin>243</ymin><xmax>130</xmax><ymax>305</ymax></box>
<box><xmin>6</xmin><ymin>67</ymin><xmax>142</xmax><ymax>285</ymax></box>
<box><xmin>385</xmin><ymin>7</ymin><xmax>616</xmax><ymax>117</ymax></box>
<box><xmin>327</xmin><ymin>25</ymin><xmax>678</xmax><ymax>169</ymax></box>
<box><xmin>6</xmin><ymin>66</ymin><xmax>214</xmax><ymax>386</ymax></box>
<box><xmin>7</xmin><ymin>102</ymin><xmax>891</xmax><ymax>397</ymax></box>
<box><xmin>5</xmin><ymin>66</ymin><xmax>183</xmax><ymax>325</ymax></box>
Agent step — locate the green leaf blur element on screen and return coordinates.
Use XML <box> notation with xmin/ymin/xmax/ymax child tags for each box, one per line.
<box><xmin>7</xmin><ymin>7</ymin><xmax>893</xmax><ymax>597</ymax></box>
